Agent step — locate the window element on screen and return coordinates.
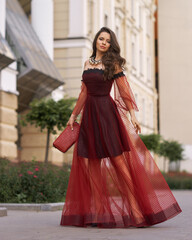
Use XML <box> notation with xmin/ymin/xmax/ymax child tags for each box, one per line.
<box><xmin>116</xmin><ymin>26</ymin><xmax>119</xmax><ymax>39</ymax></box>
<box><xmin>132</xmin><ymin>41</ymin><xmax>135</xmax><ymax>68</ymax></box>
<box><xmin>134</xmin><ymin>93</ymin><xmax>139</xmax><ymax>118</ymax></box>
<box><xmin>150</xmin><ymin>102</ymin><xmax>154</xmax><ymax>128</ymax></box>
<box><xmin>139</xmin><ymin>50</ymin><xmax>143</xmax><ymax>74</ymax></box>
<box><xmin>126</xmin><ymin>30</ymin><xmax>130</xmax><ymax>62</ymax></box>
<box><xmin>139</xmin><ymin>6</ymin><xmax>142</xmax><ymax>28</ymax></box>
<box><xmin>104</xmin><ymin>14</ymin><xmax>108</xmax><ymax>27</ymax></box>
<box><xmin>88</xmin><ymin>0</ymin><xmax>94</xmax><ymax>35</ymax></box>
<box><xmin>131</xmin><ymin>34</ymin><xmax>138</xmax><ymax>70</ymax></box>
<box><xmin>147</xmin><ymin>56</ymin><xmax>151</xmax><ymax>82</ymax></box>
<box><xmin>146</xmin><ymin>14</ymin><xmax>151</xmax><ymax>36</ymax></box>
<box><xmin>131</xmin><ymin>0</ymin><xmax>135</xmax><ymax>19</ymax></box>
<box><xmin>142</xmin><ymin>98</ymin><xmax>145</xmax><ymax>125</ymax></box>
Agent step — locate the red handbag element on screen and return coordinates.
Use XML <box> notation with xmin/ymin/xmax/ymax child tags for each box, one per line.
<box><xmin>53</xmin><ymin>122</ymin><xmax>80</xmax><ymax>153</ymax></box>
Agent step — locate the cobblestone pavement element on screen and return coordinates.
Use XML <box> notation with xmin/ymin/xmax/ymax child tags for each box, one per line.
<box><xmin>0</xmin><ymin>191</ymin><xmax>191</xmax><ymax>240</ymax></box>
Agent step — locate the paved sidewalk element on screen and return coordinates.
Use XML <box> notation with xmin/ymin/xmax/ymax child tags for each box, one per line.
<box><xmin>0</xmin><ymin>191</ymin><xmax>191</xmax><ymax>240</ymax></box>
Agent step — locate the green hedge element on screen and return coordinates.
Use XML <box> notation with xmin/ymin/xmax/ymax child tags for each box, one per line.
<box><xmin>163</xmin><ymin>172</ymin><xmax>192</xmax><ymax>190</ymax></box>
<box><xmin>0</xmin><ymin>158</ymin><xmax>70</xmax><ymax>203</ymax></box>
<box><xmin>1</xmin><ymin>158</ymin><xmax>192</xmax><ymax>203</ymax></box>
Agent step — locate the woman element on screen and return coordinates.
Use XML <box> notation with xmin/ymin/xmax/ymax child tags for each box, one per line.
<box><xmin>60</xmin><ymin>27</ymin><xmax>182</xmax><ymax>228</ymax></box>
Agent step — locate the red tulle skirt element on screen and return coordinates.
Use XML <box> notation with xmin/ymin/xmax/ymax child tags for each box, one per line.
<box><xmin>60</xmin><ymin>73</ymin><xmax>182</xmax><ymax>228</ymax></box>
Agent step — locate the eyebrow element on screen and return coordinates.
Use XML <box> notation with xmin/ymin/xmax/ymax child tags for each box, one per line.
<box><xmin>99</xmin><ymin>36</ymin><xmax>110</xmax><ymax>41</ymax></box>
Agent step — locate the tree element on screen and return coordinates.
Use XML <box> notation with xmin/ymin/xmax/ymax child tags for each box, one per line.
<box><xmin>21</xmin><ymin>97</ymin><xmax>76</xmax><ymax>163</ymax></box>
<box><xmin>139</xmin><ymin>133</ymin><xmax>161</xmax><ymax>154</ymax></box>
<box><xmin>158</xmin><ymin>140</ymin><xmax>184</xmax><ymax>172</ymax></box>
<box><xmin>157</xmin><ymin>140</ymin><xmax>168</xmax><ymax>172</ymax></box>
<box><xmin>139</xmin><ymin>133</ymin><xmax>184</xmax><ymax>172</ymax></box>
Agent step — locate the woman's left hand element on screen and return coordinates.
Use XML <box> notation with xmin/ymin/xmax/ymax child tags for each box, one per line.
<box><xmin>130</xmin><ymin>115</ymin><xmax>141</xmax><ymax>134</ymax></box>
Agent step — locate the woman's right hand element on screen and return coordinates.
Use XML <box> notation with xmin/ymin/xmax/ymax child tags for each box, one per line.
<box><xmin>66</xmin><ymin>114</ymin><xmax>77</xmax><ymax>131</ymax></box>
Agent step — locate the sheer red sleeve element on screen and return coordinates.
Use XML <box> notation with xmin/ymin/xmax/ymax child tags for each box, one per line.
<box><xmin>71</xmin><ymin>80</ymin><xmax>87</xmax><ymax>117</ymax></box>
<box><xmin>113</xmin><ymin>71</ymin><xmax>139</xmax><ymax>113</ymax></box>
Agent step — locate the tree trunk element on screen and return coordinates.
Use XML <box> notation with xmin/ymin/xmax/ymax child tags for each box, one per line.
<box><xmin>163</xmin><ymin>157</ymin><xmax>166</xmax><ymax>172</ymax></box>
<box><xmin>45</xmin><ymin>129</ymin><xmax>50</xmax><ymax>163</ymax></box>
<box><xmin>177</xmin><ymin>160</ymin><xmax>180</xmax><ymax>172</ymax></box>
<box><xmin>168</xmin><ymin>160</ymin><xmax>171</xmax><ymax>172</ymax></box>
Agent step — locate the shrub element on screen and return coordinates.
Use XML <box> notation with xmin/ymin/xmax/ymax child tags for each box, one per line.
<box><xmin>0</xmin><ymin>158</ymin><xmax>70</xmax><ymax>203</ymax></box>
<box><xmin>20</xmin><ymin>97</ymin><xmax>76</xmax><ymax>163</ymax></box>
<box><xmin>163</xmin><ymin>171</ymin><xmax>192</xmax><ymax>190</ymax></box>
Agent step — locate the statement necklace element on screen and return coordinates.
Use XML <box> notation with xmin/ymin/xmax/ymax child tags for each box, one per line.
<box><xmin>89</xmin><ymin>56</ymin><xmax>102</xmax><ymax>65</ymax></box>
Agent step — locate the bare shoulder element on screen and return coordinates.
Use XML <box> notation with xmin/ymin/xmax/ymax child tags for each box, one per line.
<box><xmin>114</xmin><ymin>63</ymin><xmax>123</xmax><ymax>74</ymax></box>
<box><xmin>83</xmin><ymin>59</ymin><xmax>90</xmax><ymax>69</ymax></box>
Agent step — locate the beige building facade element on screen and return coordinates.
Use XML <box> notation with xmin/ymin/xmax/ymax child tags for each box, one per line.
<box><xmin>0</xmin><ymin>0</ymin><xmax>18</xmax><ymax>161</ymax></box>
<box><xmin>54</xmin><ymin>0</ymin><xmax>158</xmax><ymax>131</ymax></box>
<box><xmin>158</xmin><ymin>0</ymin><xmax>192</xmax><ymax>172</ymax></box>
<box><xmin>0</xmin><ymin>0</ymin><xmax>64</xmax><ymax>164</ymax></box>
<box><xmin>0</xmin><ymin>0</ymin><xmax>158</xmax><ymax>167</ymax></box>
<box><xmin>54</xmin><ymin>0</ymin><xmax>158</xmax><ymax>164</ymax></box>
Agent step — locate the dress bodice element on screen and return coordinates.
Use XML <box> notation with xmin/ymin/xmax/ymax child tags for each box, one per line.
<box><xmin>82</xmin><ymin>68</ymin><xmax>113</xmax><ymax>96</ymax></box>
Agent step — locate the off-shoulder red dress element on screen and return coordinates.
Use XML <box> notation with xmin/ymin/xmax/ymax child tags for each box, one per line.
<box><xmin>60</xmin><ymin>68</ymin><xmax>182</xmax><ymax>228</ymax></box>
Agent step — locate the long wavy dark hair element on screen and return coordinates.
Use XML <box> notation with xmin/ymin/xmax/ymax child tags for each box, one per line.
<box><xmin>91</xmin><ymin>27</ymin><xmax>126</xmax><ymax>81</ymax></box>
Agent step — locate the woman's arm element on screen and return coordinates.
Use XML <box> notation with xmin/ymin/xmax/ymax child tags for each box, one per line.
<box><xmin>67</xmin><ymin>61</ymin><xmax>88</xmax><ymax>130</ymax></box>
<box><xmin>114</xmin><ymin>65</ymin><xmax>141</xmax><ymax>133</ymax></box>
<box><xmin>71</xmin><ymin>81</ymin><xmax>87</xmax><ymax>118</ymax></box>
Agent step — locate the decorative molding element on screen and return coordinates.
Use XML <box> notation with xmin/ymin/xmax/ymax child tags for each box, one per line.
<box><xmin>126</xmin><ymin>18</ymin><xmax>132</xmax><ymax>28</ymax></box>
<box><xmin>0</xmin><ymin>88</ymin><xmax>19</xmax><ymax>96</ymax></box>
<box><xmin>54</xmin><ymin>38</ymin><xmax>92</xmax><ymax>50</ymax></box>
<box><xmin>1</xmin><ymin>64</ymin><xmax>18</xmax><ymax>75</ymax></box>
<box><xmin>129</xmin><ymin>73</ymin><xmax>156</xmax><ymax>96</ymax></box>
<box><xmin>115</xmin><ymin>7</ymin><xmax>125</xmax><ymax>20</ymax></box>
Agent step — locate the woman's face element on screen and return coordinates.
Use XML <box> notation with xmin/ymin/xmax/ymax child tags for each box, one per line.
<box><xmin>96</xmin><ymin>32</ymin><xmax>111</xmax><ymax>53</ymax></box>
